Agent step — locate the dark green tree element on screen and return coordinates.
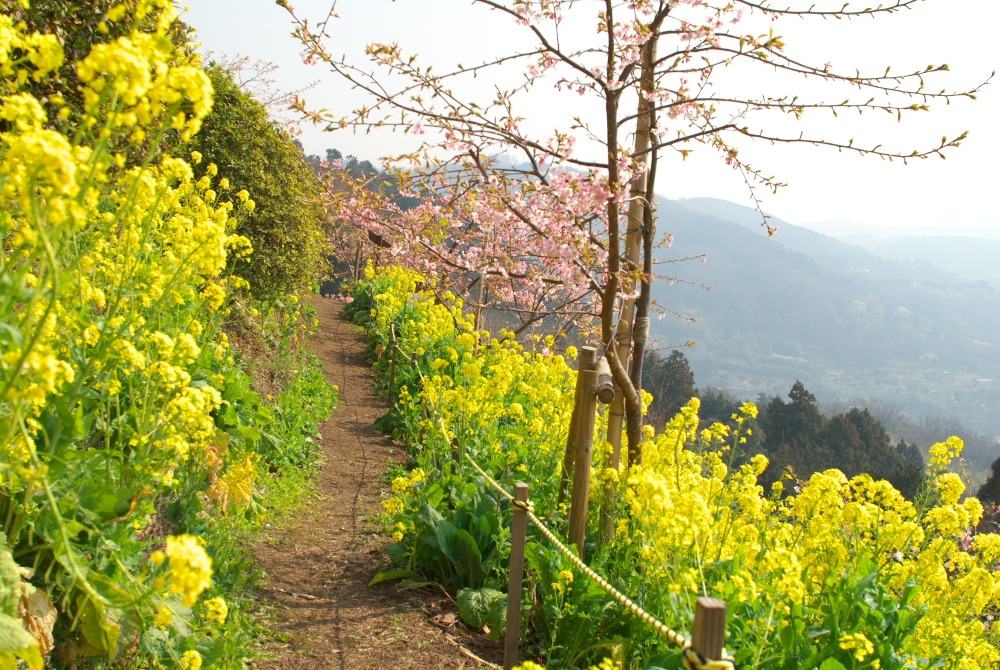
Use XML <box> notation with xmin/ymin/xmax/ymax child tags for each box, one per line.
<box><xmin>826</xmin><ymin>408</ymin><xmax>894</xmax><ymax>479</ymax></box>
<box><xmin>890</xmin><ymin>439</ymin><xmax>925</xmax><ymax>500</ymax></box>
<box><xmin>977</xmin><ymin>457</ymin><xmax>1000</xmax><ymax>508</ymax></box>
<box><xmin>698</xmin><ymin>387</ymin><xmax>740</xmax><ymax>426</ymax></box>
<box><xmin>760</xmin><ymin>388</ymin><xmax>924</xmax><ymax>497</ymax></box>
<box><xmin>189</xmin><ymin>65</ymin><xmax>330</xmax><ymax>300</ymax></box>
<box><xmin>644</xmin><ymin>350</ymin><xmax>696</xmax><ymax>427</ymax></box>
<box><xmin>820</xmin><ymin>413</ymin><xmax>862</xmax><ymax>474</ymax></box>
<box><xmin>763</xmin><ymin>382</ymin><xmax>823</xmax><ymax>448</ymax></box>
<box><xmin>758</xmin><ymin>381</ymin><xmax>825</xmax><ymax>487</ymax></box>
<box><xmin>977</xmin><ymin>456</ymin><xmax>1000</xmax><ymax>533</ymax></box>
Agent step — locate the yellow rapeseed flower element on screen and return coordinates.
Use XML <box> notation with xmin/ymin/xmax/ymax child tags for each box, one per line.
<box><xmin>181</xmin><ymin>649</ymin><xmax>202</xmax><ymax>670</ymax></box>
<box><xmin>202</xmin><ymin>597</ymin><xmax>228</xmax><ymax>624</ymax></box>
<box><xmin>164</xmin><ymin>534</ymin><xmax>212</xmax><ymax>607</ymax></box>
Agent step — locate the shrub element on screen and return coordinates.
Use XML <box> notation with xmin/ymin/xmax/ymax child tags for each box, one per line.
<box><xmin>187</xmin><ymin>65</ymin><xmax>330</xmax><ymax>301</ymax></box>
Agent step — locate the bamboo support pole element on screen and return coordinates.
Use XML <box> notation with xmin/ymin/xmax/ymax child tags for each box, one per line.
<box><xmin>504</xmin><ymin>483</ymin><xmax>530</xmax><ymax>670</ymax></box>
<box><xmin>595</xmin><ymin>356</ymin><xmax>615</xmax><ymax>405</ymax></box>
<box><xmin>604</xmin><ymin>34</ymin><xmax>660</xmax><ymax>533</ymax></box>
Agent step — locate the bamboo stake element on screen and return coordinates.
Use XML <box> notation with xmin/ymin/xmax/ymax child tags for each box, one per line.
<box><xmin>595</xmin><ymin>356</ymin><xmax>615</xmax><ymax>405</ymax></box>
<box><xmin>604</xmin><ymin>32</ymin><xmax>662</xmax><ymax>519</ymax></box>
<box><xmin>504</xmin><ymin>483</ymin><xmax>530</xmax><ymax>670</ymax></box>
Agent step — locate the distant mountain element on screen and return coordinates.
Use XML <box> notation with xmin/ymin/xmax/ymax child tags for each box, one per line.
<box><xmin>672</xmin><ymin>198</ymin><xmax>955</xmax><ymax>284</ymax></box>
<box><xmin>837</xmin><ymin>235</ymin><xmax>1000</xmax><ymax>287</ymax></box>
<box><xmin>650</xmin><ymin>197</ymin><xmax>1000</xmax><ymax>437</ymax></box>
<box><xmin>794</xmin><ymin>217</ymin><xmax>1000</xmax><ymax>286</ymax></box>
<box><xmin>802</xmin><ymin>218</ymin><xmax>1000</xmax><ymax>241</ymax></box>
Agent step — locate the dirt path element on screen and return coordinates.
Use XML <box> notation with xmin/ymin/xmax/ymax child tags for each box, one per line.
<box><xmin>251</xmin><ymin>297</ymin><xmax>503</xmax><ymax>670</ymax></box>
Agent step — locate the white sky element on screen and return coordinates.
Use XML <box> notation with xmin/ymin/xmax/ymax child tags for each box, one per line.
<box><xmin>181</xmin><ymin>0</ymin><xmax>999</xmax><ymax>231</ymax></box>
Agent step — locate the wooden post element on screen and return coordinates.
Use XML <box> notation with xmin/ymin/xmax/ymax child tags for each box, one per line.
<box><xmin>558</xmin><ymin>346</ymin><xmax>596</xmax><ymax>504</ymax></box>
<box><xmin>504</xmin><ymin>483</ymin><xmax>529</xmax><ymax>670</ymax></box>
<box><xmin>598</xmin><ymin>446</ymin><xmax>619</xmax><ymax>545</ymax></box>
<box><xmin>474</xmin><ymin>272</ymin><xmax>486</xmax><ymax>333</ymax></box>
<box><xmin>387</xmin><ymin>330</ymin><xmax>397</xmax><ymax>400</ymax></box>
<box><xmin>597</xmin><ymin>353</ymin><xmax>619</xmax><ymax>544</ymax></box>
<box><xmin>568</xmin><ymin>348</ymin><xmax>598</xmax><ymax>557</ymax></box>
<box><xmin>691</xmin><ymin>597</ymin><xmax>727</xmax><ymax>664</ymax></box>
<box><xmin>353</xmin><ymin>242</ymin><xmax>363</xmax><ymax>281</ymax></box>
<box><xmin>557</xmin><ymin>402</ymin><xmax>578</xmax><ymax>506</ymax></box>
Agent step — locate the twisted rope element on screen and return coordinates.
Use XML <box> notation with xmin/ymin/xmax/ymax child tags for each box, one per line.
<box><xmin>462</xmin><ymin>452</ymin><xmax>736</xmax><ymax>670</ymax></box>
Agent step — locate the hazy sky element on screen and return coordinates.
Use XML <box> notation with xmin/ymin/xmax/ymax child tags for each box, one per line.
<box><xmin>182</xmin><ymin>0</ymin><xmax>998</xmax><ymax>231</ymax></box>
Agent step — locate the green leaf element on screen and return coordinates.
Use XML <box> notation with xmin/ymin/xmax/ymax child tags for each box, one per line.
<box><xmin>368</xmin><ymin>568</ymin><xmax>416</xmax><ymax>587</ymax></box>
<box><xmin>456</xmin><ymin>587</ymin><xmax>506</xmax><ymax>633</ymax></box>
<box><xmin>217</xmin><ymin>402</ymin><xmax>239</xmax><ymax>427</ymax></box>
<box><xmin>87</xmin><ymin>574</ymin><xmax>137</xmax><ymax>610</ymax></box>
<box><xmin>641</xmin><ymin>653</ymin><xmax>682</xmax><ymax>670</ymax></box>
<box><xmin>453</xmin><ymin>529</ymin><xmax>485</xmax><ymax>586</ymax></box>
<box><xmin>0</xmin><ymin>614</ymin><xmax>42</xmax><ymax>670</ymax></box>
<box><xmin>77</xmin><ymin>596</ymin><xmax>120</xmax><ymax>658</ymax></box>
<box><xmin>431</xmin><ymin>514</ymin><xmax>458</xmax><ymax>563</ymax></box>
<box><xmin>236</xmin><ymin>423</ymin><xmax>262</xmax><ymax>442</ymax></box>
<box><xmin>78</xmin><ymin>484</ymin><xmax>137</xmax><ymax>522</ymax></box>
<box><xmin>0</xmin><ymin>542</ymin><xmax>20</xmax><ymax>617</ymax></box>
<box><xmin>818</xmin><ymin>659</ymin><xmax>848</xmax><ymax>670</ymax></box>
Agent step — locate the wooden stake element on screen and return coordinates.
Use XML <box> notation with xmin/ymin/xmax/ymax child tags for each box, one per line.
<box><xmin>387</xmin><ymin>330</ymin><xmax>397</xmax><ymax>400</ymax></box>
<box><xmin>691</xmin><ymin>597</ymin><xmax>727</xmax><ymax>664</ymax></box>
<box><xmin>558</xmin><ymin>373</ymin><xmax>583</xmax><ymax>504</ymax></box>
<box><xmin>559</xmin><ymin>346</ymin><xmax>597</xmax><ymax>504</ymax></box>
<box><xmin>598</xmin><ymin>440</ymin><xmax>620</xmax><ymax>545</ymax></box>
<box><xmin>568</xmin><ymin>348</ymin><xmax>598</xmax><ymax>557</ymax></box>
<box><xmin>504</xmin><ymin>483</ymin><xmax>529</xmax><ymax>670</ymax></box>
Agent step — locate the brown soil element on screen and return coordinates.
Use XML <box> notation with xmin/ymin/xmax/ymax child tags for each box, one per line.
<box><xmin>250</xmin><ymin>297</ymin><xmax>504</xmax><ymax>670</ymax></box>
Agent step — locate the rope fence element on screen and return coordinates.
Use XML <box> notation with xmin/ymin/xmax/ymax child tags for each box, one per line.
<box><xmin>462</xmin><ymin>453</ymin><xmax>736</xmax><ymax>670</ymax></box>
<box><xmin>373</xmin><ymin>307</ymin><xmax>735</xmax><ymax>669</ymax></box>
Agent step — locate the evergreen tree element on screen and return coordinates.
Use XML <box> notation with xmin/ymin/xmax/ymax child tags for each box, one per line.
<box><xmin>758</xmin><ymin>381</ymin><xmax>825</xmax><ymax>487</ymax></box>
<box><xmin>188</xmin><ymin>66</ymin><xmax>330</xmax><ymax>300</ymax></box>
<box><xmin>644</xmin><ymin>350</ymin><xmax>696</xmax><ymax>427</ymax></box>
<box><xmin>698</xmin><ymin>387</ymin><xmax>740</xmax><ymax>426</ymax></box>
<box><xmin>977</xmin><ymin>456</ymin><xmax>1000</xmax><ymax>507</ymax></box>
<box><xmin>890</xmin><ymin>439</ymin><xmax>925</xmax><ymax>500</ymax></box>
<box><xmin>829</xmin><ymin>408</ymin><xmax>895</xmax><ymax>479</ymax></box>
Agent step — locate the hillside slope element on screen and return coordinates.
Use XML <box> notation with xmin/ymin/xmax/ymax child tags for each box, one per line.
<box><xmin>650</xmin><ymin>198</ymin><xmax>1000</xmax><ymax>435</ymax></box>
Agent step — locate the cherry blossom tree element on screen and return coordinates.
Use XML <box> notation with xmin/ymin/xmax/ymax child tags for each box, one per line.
<box><xmin>281</xmin><ymin>0</ymin><xmax>987</xmax><ymax>467</ymax></box>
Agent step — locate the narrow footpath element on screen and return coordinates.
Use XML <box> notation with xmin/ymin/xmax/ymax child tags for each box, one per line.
<box><xmin>252</xmin><ymin>297</ymin><xmax>503</xmax><ymax>669</ymax></box>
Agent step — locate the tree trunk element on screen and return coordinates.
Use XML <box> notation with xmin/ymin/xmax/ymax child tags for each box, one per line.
<box><xmin>600</xmin><ymin>31</ymin><xmax>659</xmax><ymax>543</ymax></box>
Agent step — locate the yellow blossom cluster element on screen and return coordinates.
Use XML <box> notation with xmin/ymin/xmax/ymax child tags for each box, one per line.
<box><xmin>360</xmin><ymin>265</ymin><xmax>1000</xmax><ymax>669</ymax></box>
<box><xmin>181</xmin><ymin>649</ymin><xmax>203</xmax><ymax>670</ymax></box>
<box><xmin>1</xmin><ymin>2</ymin><xmax>256</xmax><ymax>662</ymax></box>
<box><xmin>151</xmin><ymin>534</ymin><xmax>213</xmax><ymax>607</ymax></box>
<box><xmin>1</xmin><ymin>3</ymin><xmax>250</xmax><ymax>485</ymax></box>
<box><xmin>365</xmin><ymin>267</ymin><xmax>576</xmax><ymax>528</ymax></box>
<box><xmin>621</xmin><ymin>399</ymin><xmax>1000</xmax><ymax>668</ymax></box>
<box><xmin>201</xmin><ymin>597</ymin><xmax>228</xmax><ymax>625</ymax></box>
